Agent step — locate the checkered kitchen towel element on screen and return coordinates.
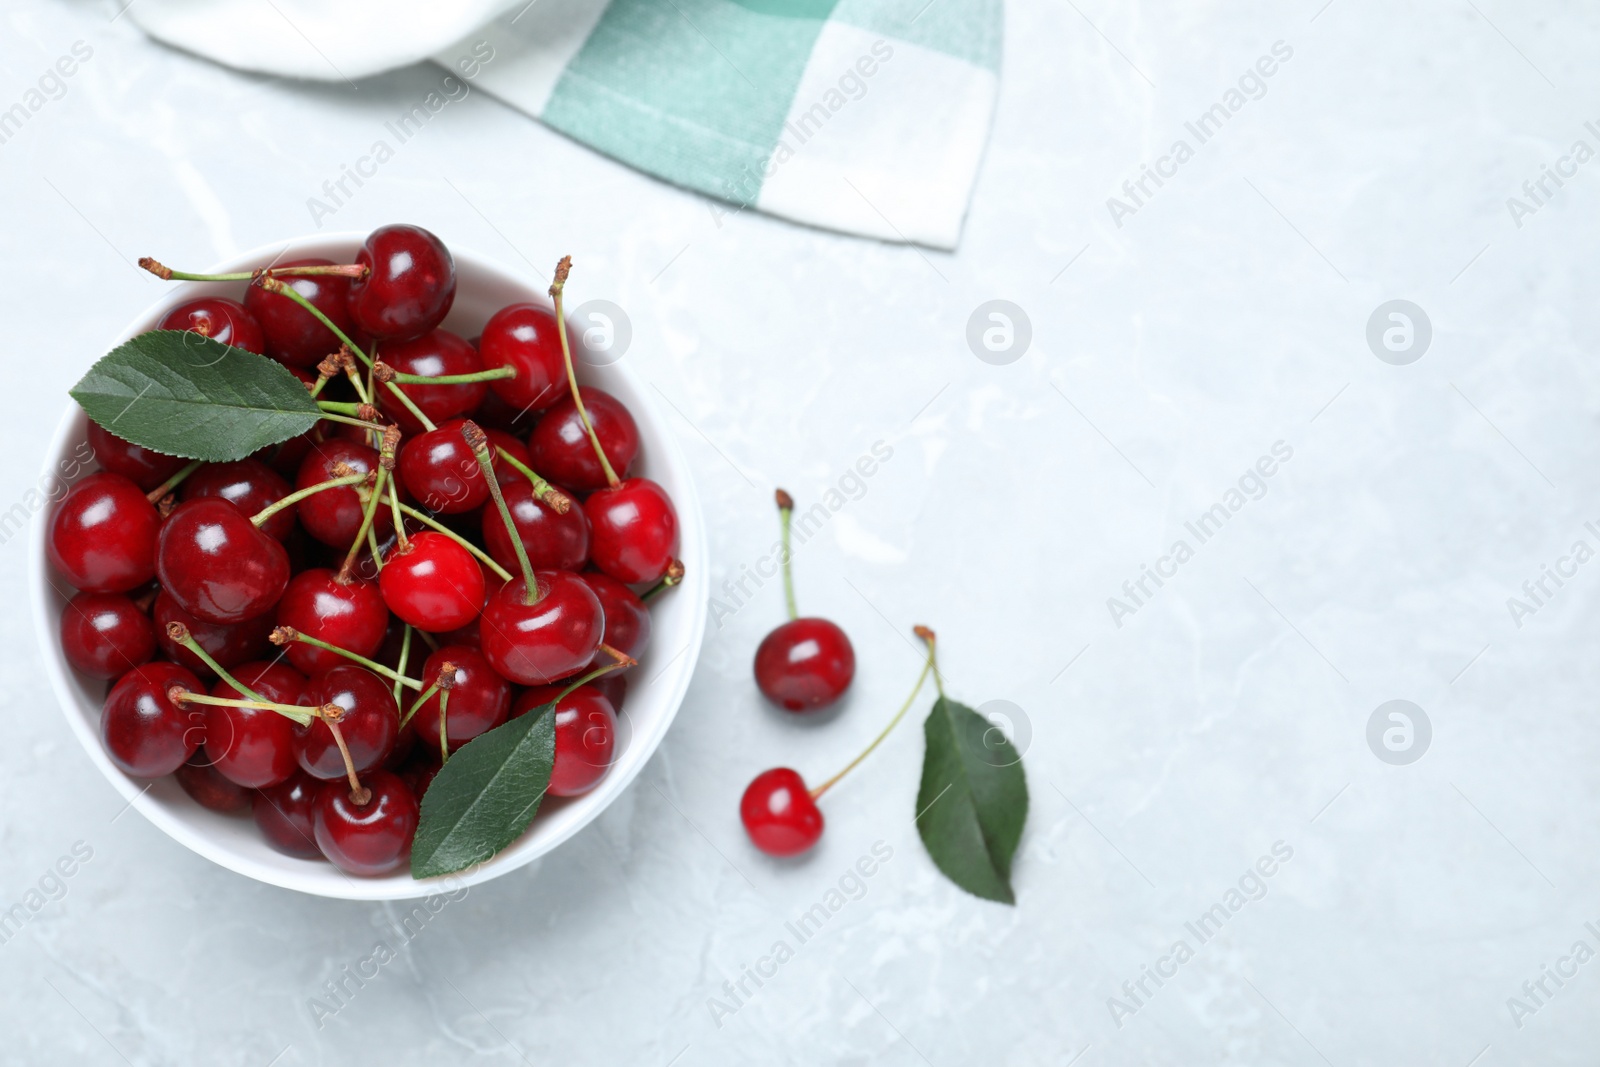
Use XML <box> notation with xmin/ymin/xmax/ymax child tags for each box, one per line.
<box><xmin>129</xmin><ymin>0</ymin><xmax>1000</xmax><ymax>249</ymax></box>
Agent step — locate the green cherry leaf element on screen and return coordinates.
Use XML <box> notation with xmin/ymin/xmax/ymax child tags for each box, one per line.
<box><xmin>68</xmin><ymin>330</ymin><xmax>320</xmax><ymax>462</ymax></box>
<box><xmin>915</xmin><ymin>695</ymin><xmax>1028</xmax><ymax>904</ymax></box>
<box><xmin>409</xmin><ymin>703</ymin><xmax>557</xmax><ymax>879</ymax></box>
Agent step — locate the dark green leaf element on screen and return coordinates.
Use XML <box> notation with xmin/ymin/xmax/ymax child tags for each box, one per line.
<box><xmin>69</xmin><ymin>330</ymin><xmax>320</xmax><ymax>462</ymax></box>
<box><xmin>410</xmin><ymin>704</ymin><xmax>557</xmax><ymax>879</ymax></box>
<box><xmin>915</xmin><ymin>695</ymin><xmax>1028</xmax><ymax>903</ymax></box>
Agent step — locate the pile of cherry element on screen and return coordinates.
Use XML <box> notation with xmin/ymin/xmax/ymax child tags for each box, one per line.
<box><xmin>48</xmin><ymin>224</ymin><xmax>681</xmax><ymax>877</ymax></box>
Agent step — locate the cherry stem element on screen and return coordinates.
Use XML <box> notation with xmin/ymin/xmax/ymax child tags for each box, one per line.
<box><xmin>317</xmin><ymin>411</ymin><xmax>389</xmax><ymax>434</ymax></box>
<box><xmin>386</xmin><ymin>366</ymin><xmax>517</xmax><ymax>386</ymax></box>
<box><xmin>393</xmin><ymin>501</ymin><xmax>513</xmax><ymax>582</ymax></box>
<box><xmin>493</xmin><ymin>447</ymin><xmax>571</xmax><ymax>513</ymax></box>
<box><xmin>369</xmin><ymin>362</ymin><xmax>437</xmax><ymax>432</ymax></box>
<box><xmin>462</xmin><ymin>420</ymin><xmax>540</xmax><ymax>605</ymax></box>
<box><xmin>270</xmin><ymin>626</ymin><xmax>424</xmax><ymax>690</ymax></box>
<box><xmin>438</xmin><ymin>686</ymin><xmax>452</xmax><ymax>763</ymax></box>
<box><xmin>167</xmin><ymin>687</ymin><xmax>316</xmax><ymax>728</ymax></box>
<box><xmin>548</xmin><ymin>257</ymin><xmax>620</xmax><ymax>488</ymax></box>
<box><xmin>641</xmin><ymin>559</ymin><xmax>685</xmax><ymax>602</ymax></box>
<box><xmin>165</xmin><ymin>622</ymin><xmax>267</xmax><ymax>703</ymax></box>
<box><xmin>337</xmin><ymin>467</ymin><xmax>389</xmax><ymax>583</ymax></box>
<box><xmin>385</xmin><ymin>474</ymin><xmax>409</xmax><ymax>552</ymax></box>
<box><xmin>774</xmin><ymin>490</ymin><xmax>798</xmax><ymax>620</ymax></box>
<box><xmin>919</xmin><ymin>623</ymin><xmax>946</xmax><ymax>697</ymax></box>
<box><xmin>144</xmin><ymin>459</ymin><xmax>203</xmax><ymax>504</ymax></box>
<box><xmin>321</xmin><ymin>711</ymin><xmax>370</xmax><ymax>806</ymax></box>
<box><xmin>399</xmin><ymin>678</ymin><xmax>442</xmax><ymax>731</ymax></box>
<box><xmin>140</xmin><ymin>258</ymin><xmax>367</xmax><ymax>283</ymax></box>
<box><xmin>393</xmin><ymin>625</ymin><xmax>414</xmax><ymax>708</ymax></box>
<box><xmin>365</xmin><ymin>524</ymin><xmax>385</xmax><ymax>573</ymax></box>
<box><xmin>810</xmin><ymin>626</ymin><xmax>937</xmax><ymax>800</ymax></box>
<box><xmin>251</xmin><ymin>472</ymin><xmax>368</xmax><ymax>527</ymax></box>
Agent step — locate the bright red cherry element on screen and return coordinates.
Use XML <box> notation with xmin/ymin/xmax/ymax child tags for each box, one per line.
<box><xmin>157</xmin><ymin>498</ymin><xmax>290</xmax><ymax>624</ymax></box>
<box><xmin>101</xmin><ymin>661</ymin><xmax>205</xmax><ymax>778</ymax></box>
<box><xmin>175</xmin><ymin>755</ymin><xmax>254</xmax><ymax>813</ymax></box>
<box><xmin>59</xmin><ymin>592</ymin><xmax>155</xmax><ymax>679</ymax></box>
<box><xmin>48</xmin><ymin>471</ymin><xmax>160</xmax><ymax>593</ymax></box>
<box><xmin>584</xmin><ymin>478</ymin><xmax>678</xmax><ymax>584</ymax></box>
<box><xmin>294</xmin><ymin>439</ymin><xmax>385</xmax><ymax>547</ymax></box>
<box><xmin>244</xmin><ymin>258</ymin><xmax>359</xmax><ymax>368</ymax></box>
<box><xmin>294</xmin><ymin>666</ymin><xmax>399</xmax><ymax>779</ymax></box>
<box><xmin>529</xmin><ymin>389</ymin><xmax>639</xmax><ymax>493</ymax></box>
<box><xmin>379</xmin><ymin>531</ymin><xmax>485</xmax><ymax>632</ymax></box>
<box><xmin>179</xmin><ymin>459</ymin><xmax>296</xmax><ymax>541</ymax></box>
<box><xmin>409</xmin><ymin>646</ymin><xmax>510</xmax><ymax>754</ymax></box>
<box><xmin>157</xmin><ymin>296</ymin><xmax>265</xmax><ymax>354</ymax></box>
<box><xmin>740</xmin><ymin>768</ymin><xmax>824</xmax><ymax>856</ymax></box>
<box><xmin>202</xmin><ymin>660</ymin><xmax>307</xmax><ymax>788</ymax></box>
<box><xmin>374</xmin><ymin>329</ymin><xmax>484</xmax><ymax>433</ymax></box>
<box><xmin>347</xmin><ymin>224</ymin><xmax>456</xmax><ymax>341</ymax></box>
<box><xmin>577</xmin><ymin>572</ymin><xmax>650</xmax><ymax>659</ymax></box>
<box><xmin>478</xmin><ymin>572</ymin><xmax>604</xmax><ymax>685</ymax></box>
<box><xmin>755</xmin><ymin>618</ymin><xmax>856</xmax><ymax>712</ymax></box>
<box><xmin>479</xmin><ymin>304</ymin><xmax>567</xmax><ymax>412</ymax></box>
<box><xmin>312</xmin><ymin>771</ymin><xmax>418</xmax><ymax>876</ymax></box>
<box><xmin>85</xmin><ymin>422</ymin><xmax>187</xmax><ymax>492</ymax></box>
<box><xmin>482</xmin><ymin>479</ymin><xmax>589</xmax><ymax>574</ymax></box>
<box><xmin>253</xmin><ymin>771</ymin><xmax>324</xmax><ymax>858</ymax></box>
<box><xmin>274</xmin><ymin>568</ymin><xmax>388</xmax><ymax>675</ymax></box>
<box><xmin>398</xmin><ymin>419</ymin><xmax>487</xmax><ymax>514</ymax></box>
<box><xmin>154</xmin><ymin>590</ymin><xmax>275</xmax><ymax>677</ymax></box>
<box><xmin>511</xmin><ymin>684</ymin><xmax>617</xmax><ymax>796</ymax></box>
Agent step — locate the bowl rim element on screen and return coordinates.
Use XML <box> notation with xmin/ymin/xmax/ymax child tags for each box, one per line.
<box><xmin>30</xmin><ymin>231</ymin><xmax>708</xmax><ymax>900</ymax></box>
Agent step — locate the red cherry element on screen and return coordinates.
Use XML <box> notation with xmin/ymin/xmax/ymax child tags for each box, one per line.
<box><xmin>485</xmin><ymin>428</ymin><xmax>531</xmax><ymax>483</ymax></box>
<box><xmin>294</xmin><ymin>439</ymin><xmax>385</xmax><ymax>547</ymax></box>
<box><xmin>374</xmin><ymin>329</ymin><xmax>484</xmax><ymax>434</ymax></box>
<box><xmin>312</xmin><ymin>770</ymin><xmax>418</xmax><ymax>876</ymax></box>
<box><xmin>48</xmin><ymin>471</ymin><xmax>160</xmax><ymax>593</ymax></box>
<box><xmin>85</xmin><ymin>422</ymin><xmax>187</xmax><ymax>492</ymax></box>
<box><xmin>347</xmin><ymin>225</ymin><xmax>456</xmax><ymax>341</ymax></box>
<box><xmin>379</xmin><ymin>531</ymin><xmax>485</xmax><ymax>632</ymax></box>
<box><xmin>175</xmin><ymin>754</ymin><xmax>254</xmax><ymax>813</ymax></box>
<box><xmin>203</xmin><ymin>660</ymin><xmax>307</xmax><ymax>788</ymax></box>
<box><xmin>153</xmin><ymin>590</ymin><xmax>275</xmax><ymax>677</ymax></box>
<box><xmin>549</xmin><ymin>685</ymin><xmax>616</xmax><ymax>796</ymax></box>
<box><xmin>101</xmin><ymin>662</ymin><xmax>205</xmax><ymax>778</ymax></box>
<box><xmin>577</xmin><ymin>572</ymin><xmax>650</xmax><ymax>659</ymax></box>
<box><xmin>409</xmin><ymin>646</ymin><xmax>510</xmax><ymax>753</ymax></box>
<box><xmin>179</xmin><ymin>459</ymin><xmax>296</xmax><ymax>541</ymax></box>
<box><xmin>529</xmin><ymin>389</ymin><xmax>639</xmax><ymax>493</ymax></box>
<box><xmin>275</xmin><ymin>568</ymin><xmax>388</xmax><ymax>675</ymax></box>
<box><xmin>740</xmin><ymin>768</ymin><xmax>824</xmax><ymax>856</ymax></box>
<box><xmin>479</xmin><ymin>304</ymin><xmax>567</xmax><ymax>412</ymax></box>
<box><xmin>590</xmin><ymin>670</ymin><xmax>627</xmax><ymax>712</ymax></box>
<box><xmin>755</xmin><ymin>618</ymin><xmax>856</xmax><ymax>712</ymax></box>
<box><xmin>156</xmin><ymin>498</ymin><xmax>290</xmax><ymax>624</ymax></box>
<box><xmin>253</xmin><ymin>771</ymin><xmax>323</xmax><ymax>858</ymax></box>
<box><xmin>244</xmin><ymin>258</ymin><xmax>359</xmax><ymax>368</ymax></box>
<box><xmin>59</xmin><ymin>592</ymin><xmax>155</xmax><ymax>679</ymax></box>
<box><xmin>482</xmin><ymin>479</ymin><xmax>589</xmax><ymax>574</ymax></box>
<box><xmin>157</xmin><ymin>296</ymin><xmax>265</xmax><ymax>354</ymax></box>
<box><xmin>294</xmin><ymin>666</ymin><xmax>399</xmax><ymax>780</ymax></box>
<box><xmin>398</xmin><ymin>419</ymin><xmax>488</xmax><ymax>514</ymax></box>
<box><xmin>584</xmin><ymin>478</ymin><xmax>679</xmax><ymax>584</ymax></box>
<box><xmin>478</xmin><ymin>572</ymin><xmax>604</xmax><ymax>685</ymax></box>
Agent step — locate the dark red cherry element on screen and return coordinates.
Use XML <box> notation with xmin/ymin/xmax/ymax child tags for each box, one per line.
<box><xmin>157</xmin><ymin>296</ymin><xmax>265</xmax><ymax>354</ymax></box>
<box><xmin>398</xmin><ymin>419</ymin><xmax>487</xmax><ymax>514</ymax></box>
<box><xmin>60</xmin><ymin>592</ymin><xmax>155</xmax><ymax>679</ymax></box>
<box><xmin>157</xmin><ymin>498</ymin><xmax>289</xmax><ymax>624</ymax></box>
<box><xmin>374</xmin><ymin>329</ymin><xmax>484</xmax><ymax>434</ymax></box>
<box><xmin>101</xmin><ymin>661</ymin><xmax>205</xmax><ymax>778</ymax></box>
<box><xmin>479</xmin><ymin>304</ymin><xmax>567</xmax><ymax>412</ymax></box>
<box><xmin>253</xmin><ymin>771</ymin><xmax>324</xmax><ymax>858</ymax></box>
<box><xmin>577</xmin><ymin>572</ymin><xmax>650</xmax><ymax>659</ymax></box>
<box><xmin>482</xmin><ymin>479</ymin><xmax>589</xmax><ymax>574</ymax></box>
<box><xmin>85</xmin><ymin>422</ymin><xmax>187</xmax><ymax>492</ymax></box>
<box><xmin>347</xmin><ymin>224</ymin><xmax>456</xmax><ymax>341</ymax></box>
<box><xmin>409</xmin><ymin>646</ymin><xmax>510</xmax><ymax>754</ymax></box>
<box><xmin>379</xmin><ymin>531</ymin><xmax>485</xmax><ymax>632</ymax></box>
<box><xmin>153</xmin><ymin>590</ymin><xmax>275</xmax><ymax>677</ymax></box>
<box><xmin>479</xmin><ymin>572</ymin><xmax>604</xmax><ymax>685</ymax></box>
<box><xmin>48</xmin><ymin>471</ymin><xmax>160</xmax><ymax>593</ymax></box>
<box><xmin>294</xmin><ymin>439</ymin><xmax>385</xmax><ymax>547</ymax></box>
<box><xmin>529</xmin><ymin>389</ymin><xmax>639</xmax><ymax>493</ymax></box>
<box><xmin>397</xmin><ymin>753</ymin><xmax>441</xmax><ymax>801</ymax></box>
<box><xmin>472</xmin><ymin>385</ymin><xmax>540</xmax><ymax>435</ymax></box>
<box><xmin>275</xmin><ymin>568</ymin><xmax>388</xmax><ymax>675</ymax></box>
<box><xmin>590</xmin><ymin>669</ymin><xmax>627</xmax><ymax>712</ymax></box>
<box><xmin>312</xmin><ymin>771</ymin><xmax>418</xmax><ymax>876</ymax></box>
<box><xmin>754</xmin><ymin>618</ymin><xmax>855</xmax><ymax>712</ymax></box>
<box><xmin>175</xmin><ymin>754</ymin><xmax>254</xmax><ymax>813</ymax></box>
<box><xmin>741</xmin><ymin>768</ymin><xmax>824</xmax><ymax>856</ymax></box>
<box><xmin>203</xmin><ymin>660</ymin><xmax>307</xmax><ymax>788</ymax></box>
<box><xmin>584</xmin><ymin>478</ymin><xmax>678</xmax><ymax>584</ymax></box>
<box><xmin>294</xmin><ymin>665</ymin><xmax>399</xmax><ymax>780</ymax></box>
<box><xmin>485</xmin><ymin>428</ymin><xmax>531</xmax><ymax>483</ymax></box>
<box><xmin>180</xmin><ymin>459</ymin><xmax>296</xmax><ymax>541</ymax></box>
<box><xmin>244</xmin><ymin>258</ymin><xmax>358</xmax><ymax>368</ymax></box>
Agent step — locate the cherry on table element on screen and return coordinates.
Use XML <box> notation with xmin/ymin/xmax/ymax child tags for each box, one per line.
<box><xmin>101</xmin><ymin>661</ymin><xmax>205</xmax><ymax>778</ymax></box>
<box><xmin>409</xmin><ymin>645</ymin><xmax>510</xmax><ymax>754</ymax></box>
<box><xmin>157</xmin><ymin>296</ymin><xmax>265</xmax><ymax>354</ymax></box>
<box><xmin>48</xmin><ymin>471</ymin><xmax>160</xmax><ymax>594</ymax></box>
<box><xmin>294</xmin><ymin>665</ymin><xmax>399</xmax><ymax>780</ymax></box>
<box><xmin>347</xmin><ymin>224</ymin><xmax>456</xmax><ymax>341</ymax></box>
<box><xmin>154</xmin><ymin>589</ymin><xmax>276</xmax><ymax>677</ymax></box>
<box><xmin>585</xmin><ymin>477</ymin><xmax>678</xmax><ymax>585</ymax></box>
<box><xmin>244</xmin><ymin>257</ymin><xmax>359</xmax><ymax>368</ymax></box>
<box><xmin>275</xmin><ymin>568</ymin><xmax>388</xmax><ymax>675</ymax></box>
<box><xmin>180</xmin><ymin>458</ymin><xmax>296</xmax><ymax>541</ymax></box>
<box><xmin>478</xmin><ymin>303</ymin><xmax>567</xmax><ymax>412</ymax></box>
<box><xmin>254</xmin><ymin>771</ymin><xmax>324</xmax><ymax>858</ymax></box>
<box><xmin>379</xmin><ymin>530</ymin><xmax>486</xmax><ymax>633</ymax></box>
<box><xmin>85</xmin><ymin>422</ymin><xmax>187</xmax><ymax>492</ymax></box>
<box><xmin>156</xmin><ymin>497</ymin><xmax>290</xmax><ymax>624</ymax></box>
<box><xmin>753</xmin><ymin>489</ymin><xmax>854</xmax><ymax>712</ymax></box>
<box><xmin>60</xmin><ymin>592</ymin><xmax>156</xmax><ymax>679</ymax></box>
<box><xmin>482</xmin><ymin>479</ymin><xmax>590</xmax><ymax>574</ymax></box>
<box><xmin>203</xmin><ymin>660</ymin><xmax>307</xmax><ymax>789</ymax></box>
<box><xmin>740</xmin><ymin>768</ymin><xmax>824</xmax><ymax>857</ymax></box>
<box><xmin>530</xmin><ymin>388</ymin><xmax>639</xmax><ymax>493</ymax></box>
<box><xmin>375</xmin><ymin>328</ymin><xmax>484</xmax><ymax>433</ymax></box>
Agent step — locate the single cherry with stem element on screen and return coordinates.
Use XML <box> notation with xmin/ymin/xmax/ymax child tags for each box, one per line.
<box><xmin>373</xmin><ymin>329</ymin><xmax>486</xmax><ymax>433</ymax></box>
<box><xmin>243</xmin><ymin>258</ymin><xmax>362</xmax><ymax>368</ymax></box>
<box><xmin>196</xmin><ymin>650</ymin><xmax>308</xmax><ymax>789</ymax></box>
<box><xmin>753</xmin><ymin>490</ymin><xmax>856</xmax><ymax>712</ymax></box>
<box><xmin>275</xmin><ymin>568</ymin><xmax>389</xmax><ymax>675</ymax></box>
<box><xmin>529</xmin><ymin>388</ymin><xmax>639</xmax><ymax>493</ymax></box>
<box><xmin>482</xmin><ymin>478</ymin><xmax>589</xmax><ymax>575</ymax></box>
<box><xmin>292</xmin><ymin>665</ymin><xmax>400</xmax><ymax>781</ymax></box>
<box><xmin>404</xmin><ymin>646</ymin><xmax>510</xmax><ymax>759</ymax></box>
<box><xmin>379</xmin><ymin>529</ymin><xmax>486</xmax><ymax>633</ymax></box>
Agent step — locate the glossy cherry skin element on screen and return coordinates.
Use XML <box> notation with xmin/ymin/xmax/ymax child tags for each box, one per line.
<box><xmin>511</xmin><ymin>684</ymin><xmax>617</xmax><ymax>796</ymax></box>
<box><xmin>101</xmin><ymin>662</ymin><xmax>205</xmax><ymax>778</ymax></box>
<box><xmin>584</xmin><ymin>478</ymin><xmax>679</xmax><ymax>584</ymax></box>
<box><xmin>153</xmin><ymin>590</ymin><xmax>275</xmax><ymax>677</ymax></box>
<box><xmin>479</xmin><ymin>572</ymin><xmax>604</xmax><ymax>685</ymax></box>
<box><xmin>483</xmin><ymin>479</ymin><xmax>590</xmax><ymax>574</ymax></box>
<box><xmin>253</xmin><ymin>771</ymin><xmax>324</xmax><ymax>858</ymax></box>
<box><xmin>294</xmin><ymin>666</ymin><xmax>399</xmax><ymax>780</ymax></box>
<box><xmin>754</xmin><ymin>617</ymin><xmax>856</xmax><ymax>712</ymax></box>
<box><xmin>313</xmin><ymin>771</ymin><xmax>419</xmax><ymax>876</ymax></box>
<box><xmin>485</xmin><ymin>428</ymin><xmax>531</xmax><ymax>483</ymax></box>
<box><xmin>375</xmin><ymin>329</ymin><xmax>484</xmax><ymax>434</ymax></box>
<box><xmin>60</xmin><ymin>592</ymin><xmax>155</xmax><ymax>679</ymax></box>
<box><xmin>275</xmin><ymin>568</ymin><xmax>389</xmax><ymax>675</ymax></box>
<box><xmin>577</xmin><ymin>572</ymin><xmax>650</xmax><ymax>659</ymax></box>
<box><xmin>347</xmin><ymin>224</ymin><xmax>456</xmax><ymax>341</ymax></box>
<box><xmin>529</xmin><ymin>390</ymin><xmax>639</xmax><ymax>493</ymax></box>
<box><xmin>294</xmin><ymin>439</ymin><xmax>385</xmax><ymax>547</ymax></box>
<box><xmin>48</xmin><ymin>472</ymin><xmax>160</xmax><ymax>593</ymax></box>
<box><xmin>203</xmin><ymin>660</ymin><xmax>307</xmax><ymax>788</ymax></box>
<box><xmin>479</xmin><ymin>304</ymin><xmax>567</xmax><ymax>412</ymax></box>
<box><xmin>157</xmin><ymin>296</ymin><xmax>265</xmax><ymax>354</ymax></box>
<box><xmin>741</xmin><ymin>768</ymin><xmax>824</xmax><ymax>856</ymax></box>
<box><xmin>157</xmin><ymin>498</ymin><xmax>290</xmax><ymax>624</ymax></box>
<box><xmin>175</xmin><ymin>754</ymin><xmax>254</xmax><ymax>813</ymax></box>
<box><xmin>379</xmin><ymin>531</ymin><xmax>485</xmax><ymax>632</ymax></box>
<box><xmin>85</xmin><ymin>422</ymin><xmax>187</xmax><ymax>492</ymax></box>
<box><xmin>244</xmin><ymin>258</ymin><xmax>359</xmax><ymax>368</ymax></box>
<box><xmin>179</xmin><ymin>458</ymin><xmax>296</xmax><ymax>541</ymax></box>
<box><xmin>410</xmin><ymin>646</ymin><xmax>511</xmax><ymax>754</ymax></box>
<box><xmin>398</xmin><ymin>420</ymin><xmax>487</xmax><ymax>514</ymax></box>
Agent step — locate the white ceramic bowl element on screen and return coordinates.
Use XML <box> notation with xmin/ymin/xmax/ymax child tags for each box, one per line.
<box><xmin>30</xmin><ymin>233</ymin><xmax>707</xmax><ymax>900</ymax></box>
